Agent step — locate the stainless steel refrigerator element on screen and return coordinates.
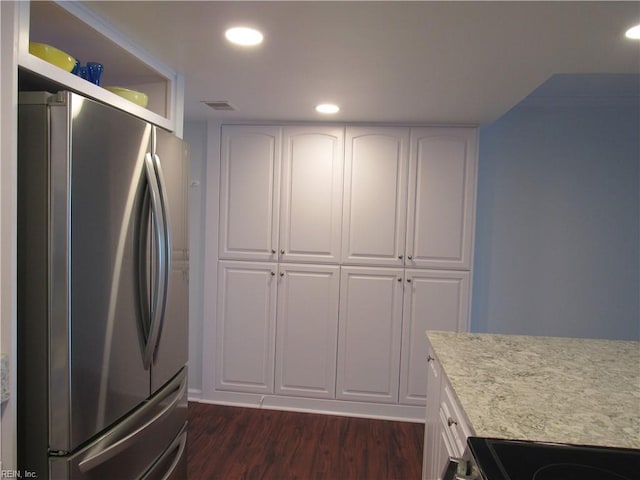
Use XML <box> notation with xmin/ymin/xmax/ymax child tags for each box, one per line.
<box><xmin>17</xmin><ymin>91</ymin><xmax>189</xmax><ymax>479</ymax></box>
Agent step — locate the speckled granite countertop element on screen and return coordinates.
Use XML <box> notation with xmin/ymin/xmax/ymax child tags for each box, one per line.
<box><xmin>427</xmin><ymin>331</ymin><xmax>640</xmax><ymax>449</ymax></box>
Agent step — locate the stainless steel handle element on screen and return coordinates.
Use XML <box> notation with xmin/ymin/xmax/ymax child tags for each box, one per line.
<box><xmin>141</xmin><ymin>153</ymin><xmax>171</xmax><ymax>368</ymax></box>
<box><xmin>79</xmin><ymin>373</ymin><xmax>186</xmax><ymax>472</ymax></box>
<box><xmin>141</xmin><ymin>429</ymin><xmax>187</xmax><ymax>480</ymax></box>
<box><xmin>142</xmin><ymin>153</ymin><xmax>168</xmax><ymax>369</ymax></box>
<box><xmin>151</xmin><ymin>153</ymin><xmax>171</xmax><ymax>358</ymax></box>
<box><xmin>164</xmin><ymin>432</ymin><xmax>187</xmax><ymax>479</ymax></box>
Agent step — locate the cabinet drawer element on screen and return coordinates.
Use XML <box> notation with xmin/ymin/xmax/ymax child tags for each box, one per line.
<box><xmin>440</xmin><ymin>384</ymin><xmax>471</xmax><ymax>456</ymax></box>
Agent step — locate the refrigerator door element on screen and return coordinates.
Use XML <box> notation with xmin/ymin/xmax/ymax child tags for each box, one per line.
<box><xmin>150</xmin><ymin>127</ymin><xmax>190</xmax><ymax>393</ymax></box>
<box><xmin>49</xmin><ymin>368</ymin><xmax>188</xmax><ymax>480</ymax></box>
<box><xmin>49</xmin><ymin>92</ymin><xmax>153</xmax><ymax>451</ymax></box>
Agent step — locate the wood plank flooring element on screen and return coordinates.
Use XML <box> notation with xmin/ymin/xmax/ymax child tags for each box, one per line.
<box><xmin>187</xmin><ymin>402</ymin><xmax>424</xmax><ymax>480</ymax></box>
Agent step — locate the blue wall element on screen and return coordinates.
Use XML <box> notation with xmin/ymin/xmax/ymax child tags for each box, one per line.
<box><xmin>471</xmin><ymin>104</ymin><xmax>640</xmax><ymax>340</ymax></box>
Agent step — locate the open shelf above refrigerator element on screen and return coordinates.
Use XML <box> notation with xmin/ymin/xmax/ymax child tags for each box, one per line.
<box><xmin>17</xmin><ymin>0</ymin><xmax>184</xmax><ymax>135</ymax></box>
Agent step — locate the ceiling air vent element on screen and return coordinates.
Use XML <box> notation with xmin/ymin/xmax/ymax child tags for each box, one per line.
<box><xmin>203</xmin><ymin>101</ymin><xmax>237</xmax><ymax>111</ymax></box>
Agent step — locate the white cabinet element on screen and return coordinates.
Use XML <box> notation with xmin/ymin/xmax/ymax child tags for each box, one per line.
<box><xmin>400</xmin><ymin>270</ymin><xmax>470</xmax><ymax>405</ymax></box>
<box><xmin>219</xmin><ymin>126</ymin><xmax>281</xmax><ymax>262</ymax></box>
<box><xmin>215</xmin><ymin>261</ymin><xmax>277</xmax><ymax>394</ymax></box>
<box><xmin>214</xmin><ymin>124</ymin><xmax>477</xmax><ymax>417</ymax></box>
<box><xmin>440</xmin><ymin>384</ymin><xmax>472</xmax><ymax>456</ymax></box>
<box><xmin>216</xmin><ymin>261</ymin><xmax>340</xmax><ymax>399</ymax></box>
<box><xmin>341</xmin><ymin>127</ymin><xmax>409</xmax><ymax>266</ymax></box>
<box><xmin>219</xmin><ymin>125</ymin><xmax>344</xmax><ymax>264</ymax></box>
<box><xmin>406</xmin><ymin>128</ymin><xmax>477</xmax><ymax>270</ymax></box>
<box><xmin>337</xmin><ymin>267</ymin><xmax>404</xmax><ymax>403</ymax></box>
<box><xmin>423</xmin><ymin>344</ymin><xmax>443</xmax><ymax>480</ymax></box>
<box><xmin>275</xmin><ymin>264</ymin><xmax>340</xmax><ymax>398</ymax></box>
<box><xmin>342</xmin><ymin>126</ymin><xmax>477</xmax><ymax>271</ymax></box>
<box><xmin>280</xmin><ymin>126</ymin><xmax>344</xmax><ymax>263</ymax></box>
<box><xmin>422</xmin><ymin>344</ymin><xmax>473</xmax><ymax>480</ymax></box>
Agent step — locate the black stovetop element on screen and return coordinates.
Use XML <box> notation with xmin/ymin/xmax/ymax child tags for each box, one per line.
<box><xmin>467</xmin><ymin>437</ymin><xmax>640</xmax><ymax>480</ymax></box>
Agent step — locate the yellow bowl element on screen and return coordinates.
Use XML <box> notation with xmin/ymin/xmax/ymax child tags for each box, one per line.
<box><xmin>29</xmin><ymin>42</ymin><xmax>75</xmax><ymax>72</ymax></box>
<box><xmin>105</xmin><ymin>87</ymin><xmax>149</xmax><ymax>108</ymax></box>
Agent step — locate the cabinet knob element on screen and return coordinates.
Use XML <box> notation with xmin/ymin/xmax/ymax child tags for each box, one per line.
<box><xmin>447</xmin><ymin>417</ymin><xmax>458</xmax><ymax>427</ymax></box>
<box><xmin>407</xmin><ymin>255</ymin><xmax>413</xmax><ymax>260</ymax></box>
<box><xmin>280</xmin><ymin>272</ymin><xmax>285</xmax><ymax>277</ymax></box>
<box><xmin>427</xmin><ymin>355</ymin><xmax>435</xmax><ymax>362</ymax></box>
<box><xmin>397</xmin><ymin>277</ymin><xmax>402</xmax><ymax>282</ymax></box>
<box><xmin>398</xmin><ymin>255</ymin><xmax>403</xmax><ymax>260</ymax></box>
<box><xmin>271</xmin><ymin>249</ymin><xmax>276</xmax><ymax>254</ymax></box>
<box><xmin>407</xmin><ymin>278</ymin><xmax>412</xmax><ymax>283</ymax></box>
<box><xmin>270</xmin><ymin>271</ymin><xmax>276</xmax><ymax>276</ymax></box>
<box><xmin>280</xmin><ymin>249</ymin><xmax>285</xmax><ymax>255</ymax></box>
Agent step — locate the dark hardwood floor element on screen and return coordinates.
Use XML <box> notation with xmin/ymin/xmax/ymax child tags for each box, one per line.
<box><xmin>187</xmin><ymin>402</ymin><xmax>424</xmax><ymax>480</ymax></box>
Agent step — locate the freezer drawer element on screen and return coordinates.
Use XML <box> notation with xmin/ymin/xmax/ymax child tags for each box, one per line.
<box><xmin>49</xmin><ymin>368</ymin><xmax>187</xmax><ymax>480</ymax></box>
<box><xmin>142</xmin><ymin>424</ymin><xmax>188</xmax><ymax>480</ymax></box>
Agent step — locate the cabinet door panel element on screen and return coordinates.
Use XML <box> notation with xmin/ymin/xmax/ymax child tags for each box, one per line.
<box><xmin>407</xmin><ymin>128</ymin><xmax>477</xmax><ymax>269</ymax></box>
<box><xmin>275</xmin><ymin>264</ymin><xmax>340</xmax><ymax>398</ymax></box>
<box><xmin>280</xmin><ymin>126</ymin><xmax>344</xmax><ymax>263</ymax></box>
<box><xmin>342</xmin><ymin>127</ymin><xmax>409</xmax><ymax>266</ymax></box>
<box><xmin>337</xmin><ymin>267</ymin><xmax>403</xmax><ymax>403</ymax></box>
<box><xmin>215</xmin><ymin>261</ymin><xmax>277</xmax><ymax>393</ymax></box>
<box><xmin>400</xmin><ymin>270</ymin><xmax>469</xmax><ymax>405</ymax></box>
<box><xmin>219</xmin><ymin>126</ymin><xmax>281</xmax><ymax>261</ymax></box>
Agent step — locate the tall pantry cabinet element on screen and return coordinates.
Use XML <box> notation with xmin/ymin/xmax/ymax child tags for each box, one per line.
<box><xmin>217</xmin><ymin>126</ymin><xmax>343</xmax><ymax>397</ymax></box>
<box><xmin>216</xmin><ymin>124</ymin><xmax>477</xmax><ymax>417</ymax></box>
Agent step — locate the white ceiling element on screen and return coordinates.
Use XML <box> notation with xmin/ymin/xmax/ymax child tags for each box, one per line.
<box><xmin>84</xmin><ymin>1</ymin><xmax>640</xmax><ymax>125</ymax></box>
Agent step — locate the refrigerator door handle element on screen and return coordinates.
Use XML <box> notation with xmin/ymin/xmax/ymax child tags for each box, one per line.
<box><xmin>78</xmin><ymin>373</ymin><xmax>187</xmax><ymax>473</ymax></box>
<box><xmin>142</xmin><ymin>152</ymin><xmax>168</xmax><ymax>369</ymax></box>
<box><xmin>151</xmin><ymin>153</ymin><xmax>172</xmax><ymax>358</ymax></box>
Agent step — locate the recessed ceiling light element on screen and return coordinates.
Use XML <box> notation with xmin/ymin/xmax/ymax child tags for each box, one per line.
<box><xmin>225</xmin><ymin>27</ymin><xmax>263</xmax><ymax>46</ymax></box>
<box><xmin>315</xmin><ymin>103</ymin><xmax>340</xmax><ymax>114</ymax></box>
<box><xmin>625</xmin><ymin>24</ymin><xmax>640</xmax><ymax>40</ymax></box>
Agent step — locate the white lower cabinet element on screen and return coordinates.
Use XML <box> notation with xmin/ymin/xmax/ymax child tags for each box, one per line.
<box><xmin>216</xmin><ymin>261</ymin><xmax>340</xmax><ymax>399</ymax></box>
<box><xmin>422</xmin><ymin>344</ymin><xmax>443</xmax><ymax>480</ymax></box>
<box><xmin>336</xmin><ymin>267</ymin><xmax>404</xmax><ymax>403</ymax></box>
<box><xmin>400</xmin><ymin>270</ymin><xmax>470</xmax><ymax>405</ymax></box>
<box><xmin>422</xmin><ymin>345</ymin><xmax>472</xmax><ymax>480</ymax></box>
<box><xmin>215</xmin><ymin>261</ymin><xmax>278</xmax><ymax>394</ymax></box>
<box><xmin>275</xmin><ymin>264</ymin><xmax>340</xmax><ymax>398</ymax></box>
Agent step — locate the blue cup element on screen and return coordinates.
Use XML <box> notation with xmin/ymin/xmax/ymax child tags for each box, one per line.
<box><xmin>77</xmin><ymin>65</ymin><xmax>89</xmax><ymax>81</ymax></box>
<box><xmin>87</xmin><ymin>62</ymin><xmax>104</xmax><ymax>86</ymax></box>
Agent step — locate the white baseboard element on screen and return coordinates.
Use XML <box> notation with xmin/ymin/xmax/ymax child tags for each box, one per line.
<box><xmin>188</xmin><ymin>388</ymin><xmax>203</xmax><ymax>401</ymax></box>
<box><xmin>192</xmin><ymin>390</ymin><xmax>425</xmax><ymax>423</ymax></box>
